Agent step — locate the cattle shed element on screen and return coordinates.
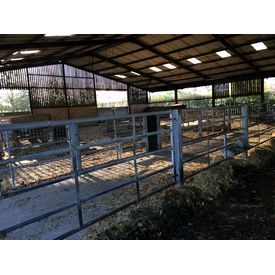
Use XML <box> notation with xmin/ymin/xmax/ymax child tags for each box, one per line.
<box><xmin>0</xmin><ymin>34</ymin><xmax>275</xmax><ymax>240</ymax></box>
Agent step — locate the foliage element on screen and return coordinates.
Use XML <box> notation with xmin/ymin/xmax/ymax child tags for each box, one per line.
<box><xmin>0</xmin><ymin>89</ymin><xmax>30</xmax><ymax>113</ymax></box>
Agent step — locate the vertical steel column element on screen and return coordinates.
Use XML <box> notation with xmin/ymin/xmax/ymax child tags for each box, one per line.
<box><xmin>223</xmin><ymin>133</ymin><xmax>228</xmax><ymax>159</ymax></box>
<box><xmin>4</xmin><ymin>131</ymin><xmax>15</xmax><ymax>189</ymax></box>
<box><xmin>156</xmin><ymin>114</ymin><xmax>162</xmax><ymax>149</ymax></box>
<box><xmin>142</xmin><ymin>116</ymin><xmax>149</xmax><ymax>152</ymax></box>
<box><xmin>92</xmin><ymin>73</ymin><xmax>98</xmax><ymax>116</ymax></box>
<box><xmin>212</xmin><ymin>85</ymin><xmax>216</xmax><ymax>107</ymax></box>
<box><xmin>198</xmin><ymin>110</ymin><xmax>203</xmax><ymax>138</ymax></box>
<box><xmin>206</xmin><ymin>112</ymin><xmax>211</xmax><ymax>166</ymax></box>
<box><xmin>113</xmin><ymin>119</ymin><xmax>120</xmax><ymax>159</ymax></box>
<box><xmin>61</xmin><ymin>63</ymin><xmax>70</xmax><ymax>119</ymax></box>
<box><xmin>227</xmin><ymin>106</ymin><xmax>231</xmax><ymax>131</ymax></box>
<box><xmin>174</xmin><ymin>89</ymin><xmax>178</xmax><ymax>104</ymax></box>
<box><xmin>145</xmin><ymin>90</ymin><xmax>149</xmax><ymax>104</ymax></box>
<box><xmin>69</xmin><ymin>121</ymin><xmax>83</xmax><ymax>226</ymax></box>
<box><xmin>127</xmin><ymin>84</ymin><xmax>131</xmax><ymax>114</ymax></box>
<box><xmin>260</xmin><ymin>78</ymin><xmax>265</xmax><ymax>104</ymax></box>
<box><xmin>26</xmin><ymin>68</ymin><xmax>33</xmax><ymax>115</ymax></box>
<box><xmin>241</xmin><ymin>104</ymin><xmax>249</xmax><ymax>157</ymax></box>
<box><xmin>170</xmin><ymin>110</ymin><xmax>183</xmax><ymax>185</ymax></box>
<box><xmin>132</xmin><ymin>117</ymin><xmax>140</xmax><ymax>200</ymax></box>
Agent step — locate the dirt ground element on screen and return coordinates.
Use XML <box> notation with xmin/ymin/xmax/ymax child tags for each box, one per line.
<box><xmin>176</xmin><ymin>163</ymin><xmax>275</xmax><ymax>240</ymax></box>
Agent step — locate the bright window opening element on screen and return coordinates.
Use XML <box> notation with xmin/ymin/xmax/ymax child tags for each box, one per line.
<box><xmin>96</xmin><ymin>90</ymin><xmax>128</xmax><ymax>108</ymax></box>
<box><xmin>148</xmin><ymin>90</ymin><xmax>175</xmax><ymax>103</ymax></box>
<box><xmin>0</xmin><ymin>89</ymin><xmax>31</xmax><ymax>113</ymax></box>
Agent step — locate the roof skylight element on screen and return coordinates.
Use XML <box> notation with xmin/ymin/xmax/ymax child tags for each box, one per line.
<box><xmin>251</xmin><ymin>42</ymin><xmax>267</xmax><ymax>51</ymax></box>
<box><xmin>216</xmin><ymin>50</ymin><xmax>231</xmax><ymax>58</ymax></box>
<box><xmin>115</xmin><ymin>74</ymin><xmax>127</xmax><ymax>79</ymax></box>
<box><xmin>163</xmin><ymin>63</ymin><xmax>176</xmax><ymax>69</ymax></box>
<box><xmin>187</xmin><ymin>57</ymin><xmax>201</xmax><ymax>64</ymax></box>
<box><xmin>130</xmin><ymin>71</ymin><xmax>140</xmax><ymax>76</ymax></box>
<box><xmin>149</xmin><ymin>66</ymin><xmax>162</xmax><ymax>72</ymax></box>
<box><xmin>20</xmin><ymin>50</ymin><xmax>41</xmax><ymax>55</ymax></box>
<box><xmin>10</xmin><ymin>58</ymin><xmax>24</xmax><ymax>61</ymax></box>
<box><xmin>44</xmin><ymin>34</ymin><xmax>74</xmax><ymax>37</ymax></box>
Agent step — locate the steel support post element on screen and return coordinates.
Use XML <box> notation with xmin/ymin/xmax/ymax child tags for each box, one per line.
<box><xmin>227</xmin><ymin>106</ymin><xmax>231</xmax><ymax>131</ymax></box>
<box><xmin>198</xmin><ymin>111</ymin><xmax>203</xmax><ymax>138</ymax></box>
<box><xmin>4</xmin><ymin>131</ymin><xmax>15</xmax><ymax>189</ymax></box>
<box><xmin>170</xmin><ymin>110</ymin><xmax>183</xmax><ymax>185</ymax></box>
<box><xmin>156</xmin><ymin>114</ymin><xmax>162</xmax><ymax>149</ymax></box>
<box><xmin>223</xmin><ymin>133</ymin><xmax>228</xmax><ymax>159</ymax></box>
<box><xmin>212</xmin><ymin>85</ymin><xmax>215</xmax><ymax>107</ymax></box>
<box><xmin>260</xmin><ymin>78</ymin><xmax>265</xmax><ymax>104</ymax></box>
<box><xmin>69</xmin><ymin>122</ymin><xmax>83</xmax><ymax>226</ymax></box>
<box><xmin>132</xmin><ymin>117</ymin><xmax>140</xmax><ymax>200</ymax></box>
<box><xmin>113</xmin><ymin>119</ymin><xmax>120</xmax><ymax>159</ymax></box>
<box><xmin>241</xmin><ymin>104</ymin><xmax>249</xmax><ymax>157</ymax></box>
<box><xmin>142</xmin><ymin>116</ymin><xmax>149</xmax><ymax>152</ymax></box>
<box><xmin>174</xmin><ymin>89</ymin><xmax>178</xmax><ymax>104</ymax></box>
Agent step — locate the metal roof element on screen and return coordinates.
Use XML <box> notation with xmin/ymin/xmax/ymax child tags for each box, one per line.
<box><xmin>1</xmin><ymin>34</ymin><xmax>275</xmax><ymax>91</ymax></box>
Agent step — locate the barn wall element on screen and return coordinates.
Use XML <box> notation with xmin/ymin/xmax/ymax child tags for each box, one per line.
<box><xmin>32</xmin><ymin>107</ymin><xmax>69</xmax><ymax>120</ymax></box>
<box><xmin>32</xmin><ymin>106</ymin><xmax>98</xmax><ymax>120</ymax></box>
<box><xmin>68</xmin><ymin>106</ymin><xmax>98</xmax><ymax>119</ymax></box>
<box><xmin>129</xmin><ymin>104</ymin><xmax>149</xmax><ymax>113</ymax></box>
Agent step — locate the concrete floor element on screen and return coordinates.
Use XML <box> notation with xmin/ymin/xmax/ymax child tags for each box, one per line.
<box><xmin>0</xmin><ymin>153</ymin><xmax>172</xmax><ymax>239</ymax></box>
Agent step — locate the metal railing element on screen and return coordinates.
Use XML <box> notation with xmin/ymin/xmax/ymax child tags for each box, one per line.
<box><xmin>0</xmin><ymin>103</ymin><xmax>274</xmax><ymax>239</ymax></box>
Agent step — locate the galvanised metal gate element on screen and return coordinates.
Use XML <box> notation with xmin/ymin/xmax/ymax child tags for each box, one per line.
<box><xmin>0</xmin><ymin>104</ymin><xmax>274</xmax><ymax>239</ymax></box>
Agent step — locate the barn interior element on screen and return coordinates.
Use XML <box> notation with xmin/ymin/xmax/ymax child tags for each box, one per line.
<box><xmin>1</xmin><ymin>34</ymin><xmax>275</xmax><ymax>239</ymax></box>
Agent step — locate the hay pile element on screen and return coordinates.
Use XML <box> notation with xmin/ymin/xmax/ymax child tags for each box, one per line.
<box><xmin>84</xmin><ymin>139</ymin><xmax>275</xmax><ymax>240</ymax></box>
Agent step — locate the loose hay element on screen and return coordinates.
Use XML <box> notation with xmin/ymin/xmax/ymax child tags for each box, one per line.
<box><xmin>84</xmin><ymin>139</ymin><xmax>275</xmax><ymax>240</ymax></box>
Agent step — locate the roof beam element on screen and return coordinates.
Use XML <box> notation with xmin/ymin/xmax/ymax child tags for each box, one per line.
<box><xmin>90</xmin><ymin>52</ymin><xmax>174</xmax><ymax>89</ymax></box>
<box><xmin>0</xmin><ymin>37</ymin><xmax>133</xmax><ymax>51</ymax></box>
<box><xmin>211</xmin><ymin>34</ymin><xmax>260</xmax><ymax>75</ymax></box>
<box><xmin>130</xmin><ymin>38</ymin><xmax>208</xmax><ymax>80</ymax></box>
<box><xmin>89</xmin><ymin>34</ymin><xmax>191</xmax><ymax>66</ymax></box>
<box><xmin>94</xmin><ymin>35</ymin><xmax>239</xmax><ymax>73</ymax></box>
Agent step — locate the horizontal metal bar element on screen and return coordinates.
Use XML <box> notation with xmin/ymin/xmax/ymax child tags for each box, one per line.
<box><xmin>11</xmin><ymin>155</ymin><xmax>70</xmax><ymax>170</ymax></box>
<box><xmin>0</xmin><ymin>201</ymin><xmax>76</xmax><ymax>234</ymax></box>
<box><xmin>0</xmin><ymin>121</ymin><xmax>70</xmax><ymax>131</ymax></box>
<box><xmin>183</xmin><ymin>143</ymin><xmax>230</xmax><ymax>163</ymax></box>
<box><xmin>55</xmin><ymin>181</ymin><xmax>176</xmax><ymax>240</ymax></box>
<box><xmin>248</xmin><ymin>137</ymin><xmax>274</xmax><ymax>150</ymax></box>
<box><xmin>80</xmin><ymin>179</ymin><xmax>136</xmax><ymax>204</ymax></box>
<box><xmin>0</xmin><ymin>147</ymin><xmax>71</xmax><ymax>166</ymax></box>
<box><xmin>180</xmin><ymin>104</ymin><xmax>243</xmax><ymax>114</ymax></box>
<box><xmin>54</xmin><ymin>199</ymin><xmax>138</xmax><ymax>240</ymax></box>
<box><xmin>182</xmin><ymin>130</ymin><xmax>233</xmax><ymax>147</ymax></box>
<box><xmin>0</xmin><ymin>173</ymin><xmax>73</xmax><ymax>199</ymax></box>
<box><xmin>249</xmin><ymin>126</ymin><xmax>275</xmax><ymax>139</ymax></box>
<box><xmin>0</xmin><ymin>167</ymin><xmax>10</xmax><ymax>175</ymax></box>
<box><xmin>79</xmin><ymin>129</ymin><xmax>171</xmax><ymax>151</ymax></box>
<box><xmin>0</xmin><ymin>112</ymin><xmax>172</xmax><ymax>132</ymax></box>
<box><xmin>79</xmin><ymin>146</ymin><xmax>172</xmax><ymax>176</ymax></box>
<box><xmin>138</xmin><ymin>165</ymin><xmax>173</xmax><ymax>181</ymax></box>
<box><xmin>10</xmin><ymin>140</ymin><xmax>69</xmax><ymax>152</ymax></box>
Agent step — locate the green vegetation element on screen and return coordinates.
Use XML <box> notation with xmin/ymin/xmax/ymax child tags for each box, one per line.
<box><xmin>0</xmin><ymin>89</ymin><xmax>30</xmax><ymax>113</ymax></box>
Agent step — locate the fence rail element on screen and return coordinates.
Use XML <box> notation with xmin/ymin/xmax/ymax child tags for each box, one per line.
<box><xmin>0</xmin><ymin>103</ymin><xmax>274</xmax><ymax>239</ymax></box>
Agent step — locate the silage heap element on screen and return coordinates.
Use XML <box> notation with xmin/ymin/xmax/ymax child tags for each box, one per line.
<box><xmin>84</xmin><ymin>139</ymin><xmax>275</xmax><ymax>240</ymax></box>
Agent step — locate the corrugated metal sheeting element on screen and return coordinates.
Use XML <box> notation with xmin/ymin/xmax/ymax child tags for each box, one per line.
<box><xmin>0</xmin><ymin>34</ymin><xmax>275</xmax><ymax>91</ymax></box>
